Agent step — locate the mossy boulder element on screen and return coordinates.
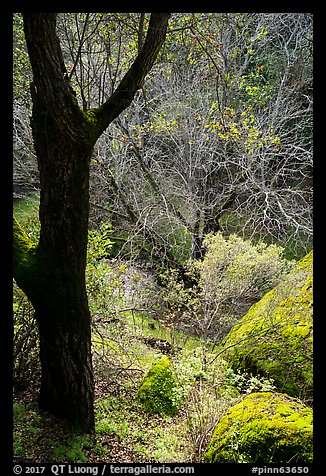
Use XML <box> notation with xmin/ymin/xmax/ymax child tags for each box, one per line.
<box><xmin>136</xmin><ymin>355</ymin><xmax>180</xmax><ymax>415</ymax></box>
<box><xmin>204</xmin><ymin>392</ymin><xmax>313</xmax><ymax>463</ymax></box>
<box><xmin>219</xmin><ymin>251</ymin><xmax>313</xmax><ymax>401</ymax></box>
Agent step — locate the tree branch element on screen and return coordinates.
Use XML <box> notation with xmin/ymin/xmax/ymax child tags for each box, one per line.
<box><xmin>23</xmin><ymin>13</ymin><xmax>85</xmax><ymax>140</ymax></box>
<box><xmin>23</xmin><ymin>13</ymin><xmax>170</xmax><ymax>145</ymax></box>
<box><xmin>89</xmin><ymin>13</ymin><xmax>170</xmax><ymax>139</ymax></box>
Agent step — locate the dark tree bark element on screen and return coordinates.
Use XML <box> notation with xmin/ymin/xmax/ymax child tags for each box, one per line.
<box><xmin>14</xmin><ymin>12</ymin><xmax>170</xmax><ymax>432</ymax></box>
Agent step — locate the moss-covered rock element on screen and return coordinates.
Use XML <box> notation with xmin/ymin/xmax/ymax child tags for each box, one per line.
<box><xmin>204</xmin><ymin>392</ymin><xmax>313</xmax><ymax>463</ymax></box>
<box><xmin>136</xmin><ymin>355</ymin><xmax>179</xmax><ymax>416</ymax></box>
<box><xmin>219</xmin><ymin>251</ymin><xmax>313</xmax><ymax>401</ymax></box>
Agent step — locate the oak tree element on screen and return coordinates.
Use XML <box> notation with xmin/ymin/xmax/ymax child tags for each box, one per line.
<box><xmin>13</xmin><ymin>12</ymin><xmax>170</xmax><ymax>431</ymax></box>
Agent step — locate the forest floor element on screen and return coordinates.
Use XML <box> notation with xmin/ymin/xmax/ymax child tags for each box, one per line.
<box><xmin>13</xmin><ymin>259</ymin><xmax>244</xmax><ymax>464</ymax></box>
<box><xmin>13</xmin><ymin>195</ymin><xmax>276</xmax><ymax>464</ymax></box>
<box><xmin>13</xmin><ymin>318</ymin><xmax>238</xmax><ymax>463</ymax></box>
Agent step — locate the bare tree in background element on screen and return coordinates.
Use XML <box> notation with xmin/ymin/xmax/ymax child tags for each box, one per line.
<box><xmin>86</xmin><ymin>13</ymin><xmax>312</xmax><ymax>261</ymax></box>
<box><xmin>14</xmin><ymin>13</ymin><xmax>312</xmax><ymax>268</ymax></box>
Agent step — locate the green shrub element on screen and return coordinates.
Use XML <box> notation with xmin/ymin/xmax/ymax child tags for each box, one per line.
<box><xmin>204</xmin><ymin>392</ymin><xmax>313</xmax><ymax>463</ymax></box>
<box><xmin>87</xmin><ymin>221</ymin><xmax>115</xmax><ymax>263</ymax></box>
<box><xmin>86</xmin><ymin>259</ymin><xmax>125</xmax><ymax>318</ymax></box>
<box><xmin>223</xmin><ymin>367</ymin><xmax>275</xmax><ymax>395</ymax></box>
<box><xmin>195</xmin><ymin>232</ymin><xmax>295</xmax><ymax>340</ymax></box>
<box><xmin>159</xmin><ymin>232</ymin><xmax>294</xmax><ymax>341</ymax></box>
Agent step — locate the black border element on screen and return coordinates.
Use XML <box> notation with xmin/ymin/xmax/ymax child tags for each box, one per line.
<box><xmin>4</xmin><ymin>4</ymin><xmax>322</xmax><ymax>474</ymax></box>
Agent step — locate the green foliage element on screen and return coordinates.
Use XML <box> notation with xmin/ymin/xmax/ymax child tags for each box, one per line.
<box><xmin>158</xmin><ymin>232</ymin><xmax>294</xmax><ymax>342</ymax></box>
<box><xmin>52</xmin><ymin>435</ymin><xmax>92</xmax><ymax>463</ymax></box>
<box><xmin>235</xmin><ymin>64</ymin><xmax>275</xmax><ymax>109</ymax></box>
<box><xmin>13</xmin><ymin>402</ymin><xmax>43</xmax><ymax>459</ymax></box>
<box><xmin>13</xmin><ymin>402</ymin><xmax>26</xmax><ymax>418</ymax></box>
<box><xmin>86</xmin><ymin>227</ymin><xmax>126</xmax><ymax>318</ymax></box>
<box><xmin>204</xmin><ymin>104</ymin><xmax>281</xmax><ymax>154</ymax></box>
<box><xmin>95</xmin><ymin>397</ymin><xmax>130</xmax><ymax>437</ymax></box>
<box><xmin>223</xmin><ymin>367</ymin><xmax>275</xmax><ymax>395</ymax></box>
<box><xmin>135</xmin><ymin>425</ymin><xmax>186</xmax><ymax>462</ymax></box>
<box><xmin>203</xmin><ymin>392</ymin><xmax>313</xmax><ymax>463</ymax></box>
<box><xmin>86</xmin><ymin>263</ymin><xmax>126</xmax><ymax>320</ymax></box>
<box><xmin>159</xmin><ymin>267</ymin><xmax>198</xmax><ymax>315</ymax></box>
<box><xmin>196</xmin><ymin>232</ymin><xmax>295</xmax><ymax>340</ymax></box>
<box><xmin>199</xmin><ymin>232</ymin><xmax>294</xmax><ymax>300</ymax></box>
<box><xmin>87</xmin><ymin>221</ymin><xmax>115</xmax><ymax>263</ymax></box>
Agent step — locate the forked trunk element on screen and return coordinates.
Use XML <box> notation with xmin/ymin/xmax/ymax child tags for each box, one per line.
<box><xmin>15</xmin><ymin>12</ymin><xmax>170</xmax><ymax>432</ymax></box>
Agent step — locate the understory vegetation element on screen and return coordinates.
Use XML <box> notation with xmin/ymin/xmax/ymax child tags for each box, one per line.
<box><xmin>13</xmin><ymin>199</ymin><xmax>310</xmax><ymax>463</ymax></box>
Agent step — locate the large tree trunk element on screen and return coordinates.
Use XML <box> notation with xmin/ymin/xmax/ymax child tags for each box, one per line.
<box><xmin>14</xmin><ymin>89</ymin><xmax>95</xmax><ymax>430</ymax></box>
<box><xmin>15</xmin><ymin>12</ymin><xmax>170</xmax><ymax>432</ymax></box>
<box><xmin>34</xmin><ymin>129</ymin><xmax>94</xmax><ymax>430</ymax></box>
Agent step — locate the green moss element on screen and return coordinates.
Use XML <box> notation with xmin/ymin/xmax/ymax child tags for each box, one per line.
<box><xmin>82</xmin><ymin>109</ymin><xmax>103</xmax><ymax>144</ymax></box>
<box><xmin>13</xmin><ymin>216</ymin><xmax>35</xmax><ymax>259</ymax></box>
<box><xmin>136</xmin><ymin>355</ymin><xmax>180</xmax><ymax>416</ymax></box>
<box><xmin>52</xmin><ymin>435</ymin><xmax>92</xmax><ymax>463</ymax></box>
<box><xmin>220</xmin><ymin>251</ymin><xmax>313</xmax><ymax>400</ymax></box>
<box><xmin>204</xmin><ymin>392</ymin><xmax>313</xmax><ymax>463</ymax></box>
<box><xmin>13</xmin><ymin>217</ymin><xmax>70</xmax><ymax>311</ymax></box>
<box><xmin>13</xmin><ymin>217</ymin><xmax>40</xmax><ymax>295</ymax></box>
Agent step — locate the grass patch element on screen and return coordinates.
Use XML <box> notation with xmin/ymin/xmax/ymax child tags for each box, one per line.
<box><xmin>52</xmin><ymin>435</ymin><xmax>92</xmax><ymax>463</ymax></box>
<box><xmin>13</xmin><ymin>402</ymin><xmax>44</xmax><ymax>461</ymax></box>
<box><xmin>13</xmin><ymin>193</ymin><xmax>40</xmax><ymax>222</ymax></box>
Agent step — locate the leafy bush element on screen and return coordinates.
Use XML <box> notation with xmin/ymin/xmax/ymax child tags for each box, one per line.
<box><xmin>158</xmin><ymin>232</ymin><xmax>294</xmax><ymax>343</ymax></box>
<box><xmin>194</xmin><ymin>232</ymin><xmax>295</xmax><ymax>341</ymax></box>
<box><xmin>223</xmin><ymin>367</ymin><xmax>275</xmax><ymax>395</ymax></box>
<box><xmin>87</xmin><ymin>221</ymin><xmax>115</xmax><ymax>263</ymax></box>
